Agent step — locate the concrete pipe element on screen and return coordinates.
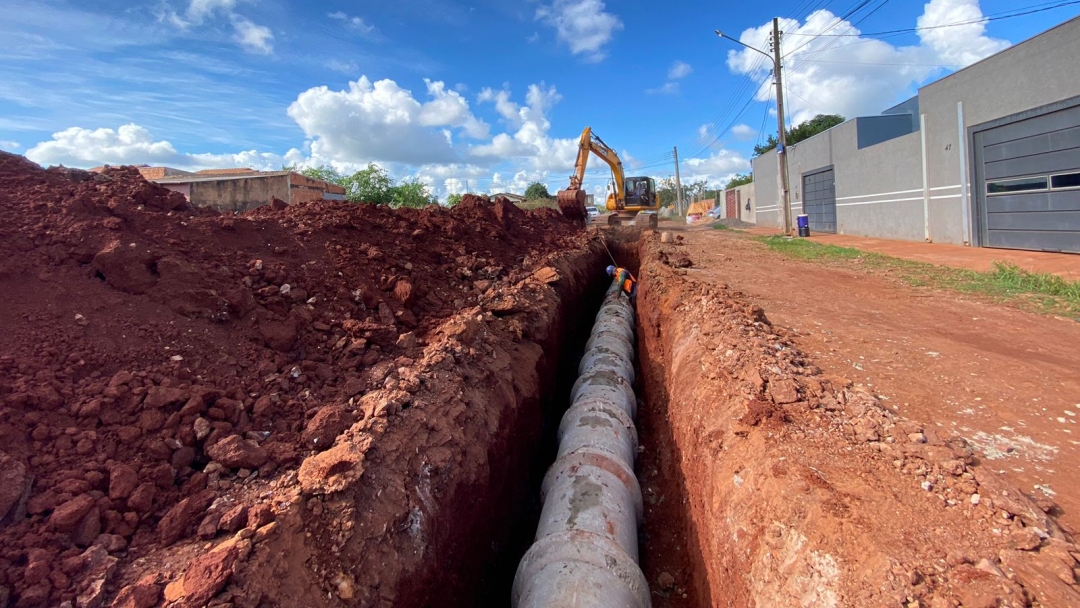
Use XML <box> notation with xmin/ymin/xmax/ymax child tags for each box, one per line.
<box><xmin>557</xmin><ymin>398</ymin><xmax>638</xmax><ymax>467</ymax></box>
<box><xmin>570</xmin><ymin>368</ymin><xmax>637</xmax><ymax>418</ymax></box>
<box><xmin>511</xmin><ymin>531</ymin><xmax>651</xmax><ymax>608</ymax></box>
<box><xmin>535</xmin><ymin>449</ymin><xmax>643</xmax><ymax>559</ymax></box>
<box><xmin>512</xmin><ymin>277</ymin><xmax>649</xmax><ymax>607</ymax></box>
<box><xmin>578</xmin><ymin>342</ymin><xmax>635</xmax><ymax>383</ymax></box>
<box><xmin>590</xmin><ymin>309</ymin><xmax>634</xmax><ymax>339</ymax></box>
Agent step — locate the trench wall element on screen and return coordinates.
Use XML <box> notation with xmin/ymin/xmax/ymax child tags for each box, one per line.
<box><xmin>234</xmin><ymin>242</ymin><xmax>609</xmax><ymax>607</ymax></box>
<box><xmin>632</xmin><ymin>232</ymin><xmax>1080</xmax><ymax>607</ymax></box>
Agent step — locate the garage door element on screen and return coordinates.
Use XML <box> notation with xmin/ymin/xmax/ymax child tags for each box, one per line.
<box><xmin>802</xmin><ymin>166</ymin><xmax>836</xmax><ymax>233</ymax></box>
<box><xmin>973</xmin><ymin>103</ymin><xmax>1080</xmax><ymax>253</ymax></box>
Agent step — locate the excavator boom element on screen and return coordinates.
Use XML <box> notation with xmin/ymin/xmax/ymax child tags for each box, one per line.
<box><xmin>557</xmin><ymin>127</ymin><xmax>658</xmax><ymax>227</ymax></box>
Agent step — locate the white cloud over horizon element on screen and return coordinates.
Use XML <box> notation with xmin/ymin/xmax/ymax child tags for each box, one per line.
<box><xmin>24</xmin><ymin>123</ymin><xmax>303</xmax><ymax>170</ymax></box>
<box><xmin>727</xmin><ymin>0</ymin><xmax>1008</xmax><ymax>124</ymax></box>
<box><xmin>19</xmin><ymin>76</ymin><xmax>608</xmax><ymax>199</ymax></box>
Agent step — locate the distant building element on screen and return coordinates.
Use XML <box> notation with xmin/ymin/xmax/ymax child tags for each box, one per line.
<box><xmin>491</xmin><ymin>192</ymin><xmax>527</xmax><ymax>203</ymax></box>
<box><xmin>90</xmin><ymin>165</ymin><xmax>193</xmax><ymax>180</ymax></box>
<box><xmin>150</xmin><ymin>170</ymin><xmax>346</xmax><ymax>212</ymax></box>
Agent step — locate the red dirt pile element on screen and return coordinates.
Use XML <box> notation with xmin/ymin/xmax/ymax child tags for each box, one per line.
<box><xmin>0</xmin><ymin>153</ymin><xmax>581</xmax><ymax>607</ymax></box>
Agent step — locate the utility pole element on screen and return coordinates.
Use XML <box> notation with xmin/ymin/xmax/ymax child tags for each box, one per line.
<box><xmin>771</xmin><ymin>17</ymin><xmax>792</xmax><ymax>235</ymax></box>
<box><xmin>716</xmin><ymin>21</ymin><xmax>792</xmax><ymax>234</ymax></box>
<box><xmin>673</xmin><ymin>146</ymin><xmax>684</xmax><ymax>216</ymax></box>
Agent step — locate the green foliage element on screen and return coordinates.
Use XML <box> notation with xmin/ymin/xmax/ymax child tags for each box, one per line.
<box><xmin>290</xmin><ymin>163</ymin><xmax>434</xmax><ymax>207</ymax></box>
<box><xmin>388</xmin><ymin>177</ymin><xmax>436</xmax><ymax>209</ymax></box>
<box><xmin>655</xmin><ymin>177</ymin><xmax>710</xmax><ymax>208</ymax></box>
<box><xmin>725</xmin><ymin>173</ymin><xmax>753</xmax><ymax>189</ymax></box>
<box><xmin>757</xmin><ymin>236</ymin><xmax>1080</xmax><ymax>315</ymax></box>
<box><xmin>340</xmin><ymin>163</ymin><xmax>395</xmax><ymax>204</ymax></box>
<box><xmin>445</xmin><ymin>193</ymin><xmax>464</xmax><ymax>207</ymax></box>
<box><xmin>754</xmin><ymin>114</ymin><xmax>846</xmax><ymax>156</ymax></box>
<box><xmin>656</xmin><ymin>177</ymin><xmax>677</xmax><ymax>207</ymax></box>
<box><xmin>684</xmin><ymin>179</ymin><xmax>708</xmax><ymax>200</ymax></box>
<box><xmin>299</xmin><ymin>165</ymin><xmax>345</xmax><ymax>185</ymax></box>
<box><xmin>524</xmin><ymin>181</ymin><xmax>552</xmax><ymax>200</ymax></box>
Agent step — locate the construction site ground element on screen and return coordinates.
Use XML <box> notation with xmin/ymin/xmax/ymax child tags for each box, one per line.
<box><xmin>743</xmin><ymin>227</ymin><xmax>1080</xmax><ymax>278</ymax></box>
<box><xmin>2</xmin><ymin>151</ymin><xmax>1079</xmax><ymax>608</ymax></box>
<box><xmin>678</xmin><ymin>224</ymin><xmax>1080</xmax><ymax>530</ymax></box>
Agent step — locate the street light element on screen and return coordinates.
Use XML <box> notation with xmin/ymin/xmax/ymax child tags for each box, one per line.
<box><xmin>714</xmin><ymin>21</ymin><xmax>793</xmax><ymax>236</ymax></box>
<box><xmin>715</xmin><ymin>30</ymin><xmax>772</xmax><ymax>61</ymax></box>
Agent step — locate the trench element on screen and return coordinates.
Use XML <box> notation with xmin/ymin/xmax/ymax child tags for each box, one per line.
<box><xmin>461</xmin><ymin>233</ymin><xmax>707</xmax><ymax>606</ymax></box>
<box><xmin>258</xmin><ymin>234</ymin><xmax>712</xmax><ymax>607</ymax></box>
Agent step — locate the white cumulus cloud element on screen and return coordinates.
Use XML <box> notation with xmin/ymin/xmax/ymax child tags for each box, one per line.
<box><xmin>668</xmin><ymin>61</ymin><xmax>692</xmax><ymax>80</ymax></box>
<box><xmin>328</xmin><ymin>11</ymin><xmax>375</xmax><ymax>35</ymax></box>
<box><xmin>24</xmin><ymin>123</ymin><xmax>302</xmax><ymax>170</ymax></box>
<box><xmin>646</xmin><ymin>82</ymin><xmax>679</xmax><ymax>95</ymax></box>
<box><xmin>731</xmin><ymin>124</ymin><xmax>755</xmax><ymax>140</ymax></box>
<box><xmin>471</xmin><ymin>83</ymin><xmax>583</xmax><ymax>173</ymax></box>
<box><xmin>917</xmin><ymin>0</ymin><xmax>1008</xmax><ymax>65</ymax></box>
<box><xmin>231</xmin><ymin>17</ymin><xmax>273</xmax><ymax>54</ymax></box>
<box><xmin>286</xmin><ymin>76</ymin><xmax>489</xmax><ymax>166</ymax></box>
<box><xmin>682</xmin><ymin>149</ymin><xmax>752</xmax><ymax>187</ymax></box>
<box><xmin>536</xmin><ymin>0</ymin><xmax>623</xmax><ymax>62</ymax></box>
<box><xmin>727</xmin><ymin>0</ymin><xmax>1009</xmax><ymax>124</ymax></box>
<box><xmin>0</xmin><ymin>140</ymin><xmax>20</xmax><ymax>150</ymax></box>
<box><xmin>161</xmin><ymin>0</ymin><xmax>273</xmax><ymax>54</ymax></box>
<box><xmin>478</xmin><ymin>88</ymin><xmax>523</xmax><ymax>128</ymax></box>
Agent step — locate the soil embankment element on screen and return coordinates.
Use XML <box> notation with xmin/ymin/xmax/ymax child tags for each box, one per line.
<box><xmin>0</xmin><ymin>151</ymin><xmax>606</xmax><ymax>607</ymax></box>
<box><xmin>634</xmin><ymin>232</ymin><xmax>1080</xmax><ymax>607</ymax></box>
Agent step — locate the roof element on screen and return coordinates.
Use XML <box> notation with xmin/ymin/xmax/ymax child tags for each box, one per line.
<box><xmin>152</xmin><ymin>171</ymin><xmax>294</xmax><ymax>184</ymax></box>
<box><xmin>195</xmin><ymin>168</ymin><xmax>258</xmax><ymax>175</ymax></box>
<box><xmin>491</xmin><ymin>192</ymin><xmax>527</xmax><ymax>201</ymax></box>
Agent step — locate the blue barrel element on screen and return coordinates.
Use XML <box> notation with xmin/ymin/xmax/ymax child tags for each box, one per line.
<box><xmin>797</xmin><ymin>214</ymin><xmax>810</xmax><ymax>237</ymax></box>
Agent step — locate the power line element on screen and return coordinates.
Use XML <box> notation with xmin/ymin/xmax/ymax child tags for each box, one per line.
<box><xmin>784</xmin><ymin>0</ymin><xmax>1080</xmax><ymax>39</ymax></box>
<box><xmin>755</xmin><ymin>91</ymin><xmax>774</xmax><ymax>147</ymax></box>
<box><xmin>797</xmin><ymin>58</ymin><xmax>964</xmax><ymax>67</ymax></box>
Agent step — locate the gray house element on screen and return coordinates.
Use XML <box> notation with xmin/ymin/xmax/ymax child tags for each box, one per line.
<box><xmin>752</xmin><ymin>16</ymin><xmax>1080</xmax><ymax>253</ymax></box>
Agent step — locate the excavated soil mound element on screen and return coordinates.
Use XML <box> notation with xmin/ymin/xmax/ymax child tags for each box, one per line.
<box><xmin>0</xmin><ymin>154</ymin><xmax>582</xmax><ymax>607</ymax></box>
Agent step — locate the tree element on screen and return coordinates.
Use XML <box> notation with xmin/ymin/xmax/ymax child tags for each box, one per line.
<box><xmin>299</xmin><ymin>165</ymin><xmax>345</xmax><ymax>185</ymax></box>
<box><xmin>655</xmin><ymin>177</ymin><xmax>678</xmax><ymax>208</ymax></box>
<box><xmin>445</xmin><ymin>193</ymin><xmax>464</xmax><ymax>207</ymax></box>
<box><xmin>725</xmin><ymin>173</ymin><xmax>753</xmax><ymax>189</ymax></box>
<box><xmin>339</xmin><ymin>163</ymin><xmax>394</xmax><ymax>204</ymax></box>
<box><xmin>388</xmin><ymin>177</ymin><xmax>436</xmax><ymax>209</ymax></box>
<box><xmin>754</xmin><ymin>114</ymin><xmax>845</xmax><ymax>156</ymax></box>
<box><xmin>684</xmin><ymin>179</ymin><xmax>708</xmax><ymax>201</ymax></box>
<box><xmin>524</xmin><ymin>181</ymin><xmax>552</xmax><ymax>200</ymax></box>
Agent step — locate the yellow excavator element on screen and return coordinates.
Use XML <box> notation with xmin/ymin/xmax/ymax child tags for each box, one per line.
<box><xmin>557</xmin><ymin>127</ymin><xmax>660</xmax><ymax>228</ymax></box>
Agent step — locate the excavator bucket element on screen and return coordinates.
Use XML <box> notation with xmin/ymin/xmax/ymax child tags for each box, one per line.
<box><xmin>556</xmin><ymin>188</ymin><xmax>588</xmax><ymax>223</ymax></box>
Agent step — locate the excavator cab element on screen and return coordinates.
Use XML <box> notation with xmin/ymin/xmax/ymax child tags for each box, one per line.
<box><xmin>623</xmin><ymin>177</ymin><xmax>655</xmax><ymax>209</ymax></box>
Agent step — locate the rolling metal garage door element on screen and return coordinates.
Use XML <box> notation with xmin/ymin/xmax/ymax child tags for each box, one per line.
<box><xmin>802</xmin><ymin>166</ymin><xmax>836</xmax><ymax>233</ymax></box>
<box><xmin>973</xmin><ymin>103</ymin><xmax>1080</xmax><ymax>253</ymax></box>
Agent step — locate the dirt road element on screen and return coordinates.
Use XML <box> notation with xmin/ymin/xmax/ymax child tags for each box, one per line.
<box><xmin>681</xmin><ymin>226</ymin><xmax>1080</xmax><ymax>533</ymax></box>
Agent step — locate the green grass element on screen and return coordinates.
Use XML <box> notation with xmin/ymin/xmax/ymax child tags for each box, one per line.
<box><xmin>756</xmin><ymin>236</ymin><xmax>1080</xmax><ymax>316</ymax></box>
<box><xmin>514</xmin><ymin>198</ymin><xmax>560</xmax><ymax>211</ymax></box>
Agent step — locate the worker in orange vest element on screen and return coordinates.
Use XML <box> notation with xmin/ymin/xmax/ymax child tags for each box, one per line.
<box><xmin>606</xmin><ymin>265</ymin><xmax>636</xmax><ymax>298</ymax></box>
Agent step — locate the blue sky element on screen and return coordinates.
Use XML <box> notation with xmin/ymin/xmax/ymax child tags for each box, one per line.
<box><xmin>1</xmin><ymin>0</ymin><xmax>1078</xmax><ymax>197</ymax></box>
